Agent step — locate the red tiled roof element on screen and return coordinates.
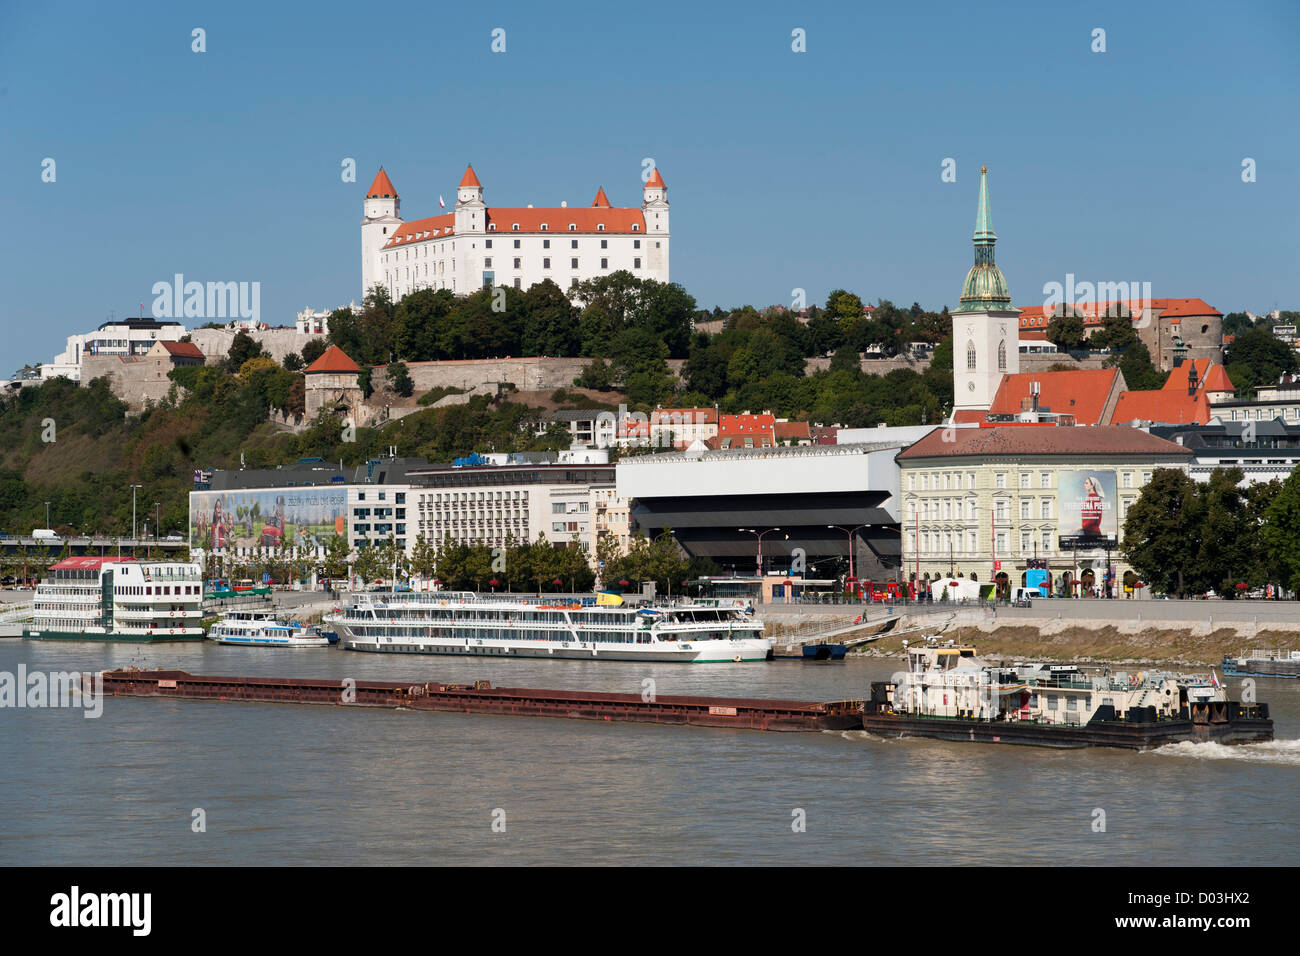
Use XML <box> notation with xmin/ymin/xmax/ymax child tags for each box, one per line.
<box><xmin>645</xmin><ymin>168</ymin><xmax>666</xmax><ymax>188</ymax></box>
<box><xmin>383</xmin><ymin>213</ymin><xmax>456</xmax><ymax>247</ymax></box>
<box><xmin>986</xmin><ymin>369</ymin><xmax>1122</xmax><ymax>425</ymax></box>
<box><xmin>366</xmin><ymin>168</ymin><xmax>398</xmax><ymax>199</ymax></box>
<box><xmin>1202</xmin><ymin>364</ymin><xmax>1234</xmax><ymax>392</ymax></box>
<box><xmin>459</xmin><ymin>164</ymin><xmax>481</xmax><ymax>188</ymax></box>
<box><xmin>718</xmin><ymin>413</ymin><xmax>776</xmax><ymax>435</ymax></box>
<box><xmin>1016</xmin><ymin>297</ymin><xmax>1221</xmax><ymax>330</ymax></box>
<box><xmin>159</xmin><ymin>341</ymin><xmax>204</xmax><ymax>359</ymax></box>
<box><xmin>1108</xmin><ymin>359</ymin><xmax>1229</xmax><ymax>425</ymax></box>
<box><xmin>304</xmin><ymin>345</ymin><xmax>360</xmax><ymax>374</ymax></box>
<box><xmin>774</xmin><ymin>421</ymin><xmax>812</xmax><ymax>439</ymax></box>
<box><xmin>591</xmin><ymin>187</ymin><xmax>611</xmax><ymax>207</ymax></box>
<box><xmin>382</xmin><ymin>205</ymin><xmax>648</xmax><ymax>247</ymax></box>
<box><xmin>50</xmin><ymin>556</ymin><xmax>137</xmax><ymax>571</ymax></box>
<box><xmin>951</xmin><ymin>409</ymin><xmax>988</xmax><ymax>425</ymax></box>
<box><xmin>1110</xmin><ymin>389</ymin><xmax>1208</xmax><ymax>425</ymax></box>
<box><xmin>898</xmin><ymin>426</ymin><xmax>1193</xmax><ymax>460</ymax></box>
<box><xmin>487</xmin><ymin>207</ymin><xmax>645</xmax><ymax>234</ymax></box>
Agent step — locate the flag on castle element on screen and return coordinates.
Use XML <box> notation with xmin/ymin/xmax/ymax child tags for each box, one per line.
<box><xmin>438</xmin><ymin>195</ymin><xmax>445</xmax><ymax>208</ymax></box>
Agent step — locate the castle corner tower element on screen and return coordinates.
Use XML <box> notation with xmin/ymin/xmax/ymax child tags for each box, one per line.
<box><xmin>952</xmin><ymin>166</ymin><xmax>1020</xmax><ymax>415</ymax></box>
<box><xmin>361</xmin><ymin>168</ymin><xmax>402</xmax><ymax>299</ymax></box>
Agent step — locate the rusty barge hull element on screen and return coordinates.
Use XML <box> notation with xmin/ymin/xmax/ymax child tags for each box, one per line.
<box><xmin>99</xmin><ymin>669</ymin><xmax>864</xmax><ymax>733</ymax></box>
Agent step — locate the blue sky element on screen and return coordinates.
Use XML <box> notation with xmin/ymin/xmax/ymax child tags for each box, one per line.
<box><xmin>2</xmin><ymin>0</ymin><xmax>1298</xmax><ymax>368</ymax></box>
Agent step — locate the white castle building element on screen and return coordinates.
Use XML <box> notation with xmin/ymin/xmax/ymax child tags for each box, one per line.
<box><xmin>361</xmin><ymin>164</ymin><xmax>670</xmax><ymax>301</ymax></box>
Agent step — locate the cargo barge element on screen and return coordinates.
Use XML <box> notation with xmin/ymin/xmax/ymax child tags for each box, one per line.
<box><xmin>1222</xmin><ymin>648</ymin><xmax>1300</xmax><ymax>679</ymax></box>
<box><xmin>863</xmin><ymin>639</ymin><xmax>1273</xmax><ymax>750</ymax></box>
<box><xmin>98</xmin><ymin>668</ymin><xmax>863</xmax><ymax>732</ymax></box>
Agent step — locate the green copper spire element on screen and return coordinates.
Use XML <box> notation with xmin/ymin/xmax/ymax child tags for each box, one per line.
<box><xmin>974</xmin><ymin>163</ymin><xmax>996</xmax><ymax>241</ymax></box>
<box><xmin>955</xmin><ymin>165</ymin><xmax>1015</xmax><ymax>313</ymax></box>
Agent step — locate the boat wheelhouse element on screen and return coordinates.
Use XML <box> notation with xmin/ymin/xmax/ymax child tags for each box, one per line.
<box><xmin>24</xmin><ymin>557</ymin><xmax>204</xmax><ymax>642</ymax></box>
<box><xmin>325</xmin><ymin>592</ymin><xmax>770</xmax><ymax>663</ymax></box>
<box><xmin>860</xmin><ymin>637</ymin><xmax>1273</xmax><ymax>749</ymax></box>
<box><xmin>209</xmin><ymin>610</ymin><xmax>333</xmax><ymax>647</ymax></box>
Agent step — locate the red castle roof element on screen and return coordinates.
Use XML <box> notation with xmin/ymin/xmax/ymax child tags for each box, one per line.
<box><xmin>304</xmin><ymin>345</ymin><xmax>361</xmax><ymax>374</ymax></box>
<box><xmin>367</xmin><ymin>168</ymin><xmax>398</xmax><ymax>199</ymax></box>
<box><xmin>459</xmin><ymin>164</ymin><xmax>482</xmax><ymax>188</ymax></box>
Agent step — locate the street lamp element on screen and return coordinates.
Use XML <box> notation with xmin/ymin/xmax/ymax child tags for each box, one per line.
<box><xmin>130</xmin><ymin>485</ymin><xmax>142</xmax><ymax>542</ymax></box>
<box><xmin>827</xmin><ymin>524</ymin><xmax>869</xmax><ymax>589</ymax></box>
<box><xmin>738</xmin><ymin>528</ymin><xmax>785</xmax><ymax>577</ymax></box>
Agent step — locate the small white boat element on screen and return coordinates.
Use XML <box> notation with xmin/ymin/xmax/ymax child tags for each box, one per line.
<box><xmin>208</xmin><ymin>610</ymin><xmax>332</xmax><ymax>648</ymax></box>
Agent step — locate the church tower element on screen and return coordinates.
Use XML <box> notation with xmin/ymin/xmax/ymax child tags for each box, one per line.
<box><xmin>361</xmin><ymin>168</ymin><xmax>401</xmax><ymax>299</ymax></box>
<box><xmin>952</xmin><ymin>166</ymin><xmax>1020</xmax><ymax>415</ymax></box>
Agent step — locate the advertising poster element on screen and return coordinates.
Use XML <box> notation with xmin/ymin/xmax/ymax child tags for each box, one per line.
<box><xmin>1057</xmin><ymin>470</ymin><xmax>1117</xmax><ymax>540</ymax></box>
<box><xmin>190</xmin><ymin>487</ymin><xmax>347</xmax><ymax>551</ymax></box>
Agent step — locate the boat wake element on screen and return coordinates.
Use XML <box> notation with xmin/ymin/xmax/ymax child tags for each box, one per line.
<box><xmin>1148</xmin><ymin>738</ymin><xmax>1300</xmax><ymax>766</ymax></box>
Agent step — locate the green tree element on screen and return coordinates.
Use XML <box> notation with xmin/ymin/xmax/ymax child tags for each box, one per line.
<box><xmin>301</xmin><ymin>338</ymin><xmax>328</xmax><ymax>366</ymax></box>
<box><xmin>825</xmin><ymin>289</ymin><xmax>865</xmax><ymax>324</ymax></box>
<box><xmin>1046</xmin><ymin>311</ymin><xmax>1088</xmax><ymax>351</ymax></box>
<box><xmin>1121</xmin><ymin>468</ymin><xmax>1201</xmax><ymax>596</ymax></box>
<box><xmin>1224</xmin><ymin>327</ymin><xmax>1299</xmax><ymax>393</ymax></box>
<box><xmin>1261</xmin><ymin>471</ymin><xmax>1300</xmax><ymax>592</ymax></box>
<box><xmin>386</xmin><ymin>361</ymin><xmax>414</xmax><ymax>397</ymax></box>
<box><xmin>225</xmin><ymin>331</ymin><xmax>267</xmax><ymax>372</ymax></box>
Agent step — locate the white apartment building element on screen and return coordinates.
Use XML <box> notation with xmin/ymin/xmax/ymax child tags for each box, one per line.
<box><xmin>361</xmin><ymin>164</ymin><xmax>669</xmax><ymax>301</ymax></box>
<box><xmin>408</xmin><ymin>455</ymin><xmax>620</xmax><ymax>560</ymax></box>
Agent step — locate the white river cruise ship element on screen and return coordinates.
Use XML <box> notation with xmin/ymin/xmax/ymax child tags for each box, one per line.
<box><xmin>24</xmin><ymin>557</ymin><xmax>205</xmax><ymax>642</ymax></box>
<box><xmin>326</xmin><ymin>592</ymin><xmax>771</xmax><ymax>663</ymax></box>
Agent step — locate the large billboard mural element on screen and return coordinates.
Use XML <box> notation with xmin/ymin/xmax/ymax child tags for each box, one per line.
<box><xmin>190</xmin><ymin>488</ymin><xmax>347</xmax><ymax>551</ymax></box>
<box><xmin>1057</xmin><ymin>470</ymin><xmax>1118</xmax><ymax>541</ymax></box>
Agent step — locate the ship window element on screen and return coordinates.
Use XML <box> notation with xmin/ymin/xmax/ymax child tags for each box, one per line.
<box><xmin>1047</xmin><ymin>695</ymin><xmax>1059</xmax><ymax>710</ymax></box>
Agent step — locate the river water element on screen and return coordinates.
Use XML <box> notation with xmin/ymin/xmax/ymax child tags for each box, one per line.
<box><xmin>2</xmin><ymin>639</ymin><xmax>1297</xmax><ymax>865</ymax></box>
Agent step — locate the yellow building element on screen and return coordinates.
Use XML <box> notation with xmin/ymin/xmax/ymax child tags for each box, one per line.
<box><xmin>897</xmin><ymin>426</ymin><xmax>1192</xmax><ymax>596</ymax></box>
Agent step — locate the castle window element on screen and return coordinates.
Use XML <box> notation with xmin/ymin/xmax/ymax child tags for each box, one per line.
<box><xmin>484</xmin><ymin>258</ymin><xmax>492</xmax><ymax>268</ymax></box>
<box><xmin>634</xmin><ymin>258</ymin><xmax>641</xmax><ymax>269</ymax></box>
<box><xmin>485</xmin><ymin>239</ymin><xmax>492</xmax><ymax>249</ymax></box>
<box><xmin>597</xmin><ymin>224</ymin><xmax>605</xmax><ymax>231</ymax></box>
<box><xmin>632</xmin><ymin>224</ymin><xmax>639</xmax><ymax>231</ymax></box>
<box><xmin>571</xmin><ymin>278</ymin><xmax>579</xmax><ymax>288</ymax></box>
<box><xmin>634</xmin><ymin>239</ymin><xmax>641</xmax><ymax>249</ymax></box>
<box><xmin>997</xmin><ymin>340</ymin><xmax>1007</xmax><ymax>371</ymax></box>
<box><xmin>488</xmin><ymin>224</ymin><xmax>496</xmax><ymax>231</ymax></box>
<box><xmin>543</xmin><ymin>239</ymin><xmax>550</xmax><ymax>249</ymax></box>
<box><xmin>966</xmin><ymin>341</ymin><xmax>977</xmax><ymax>370</ymax></box>
<box><xmin>540</xmin><ymin>223</ymin><xmax>548</xmax><ymax>231</ymax></box>
<box><xmin>513</xmin><ymin>258</ymin><xmax>521</xmax><ymax>269</ymax></box>
<box><xmin>543</xmin><ymin>258</ymin><xmax>551</xmax><ymax>269</ymax></box>
<box><xmin>514</xmin><ymin>278</ymin><xmax>521</xmax><ymax>289</ymax></box>
<box><xmin>569</xmin><ymin>224</ymin><xmax>576</xmax><ymax>231</ymax></box>
<box><xmin>601</xmin><ymin>258</ymin><xmax>608</xmax><ymax>269</ymax></box>
<box><xmin>571</xmin><ymin>258</ymin><xmax>578</xmax><ymax>269</ymax></box>
<box><xmin>571</xmin><ymin>239</ymin><xmax>578</xmax><ymax>249</ymax></box>
<box><xmin>512</xmin><ymin>224</ymin><xmax>519</xmax><ymax>231</ymax></box>
<box><xmin>600</xmin><ymin>239</ymin><xmax>607</xmax><ymax>249</ymax></box>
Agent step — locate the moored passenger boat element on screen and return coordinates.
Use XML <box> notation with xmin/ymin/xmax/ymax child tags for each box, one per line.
<box><xmin>862</xmin><ymin>638</ymin><xmax>1273</xmax><ymax>750</ymax></box>
<box><xmin>325</xmin><ymin>592</ymin><xmax>770</xmax><ymax>662</ymax></box>
<box><xmin>23</xmin><ymin>557</ymin><xmax>205</xmax><ymax>642</ymax></box>
<box><xmin>208</xmin><ymin>610</ymin><xmax>332</xmax><ymax>647</ymax></box>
